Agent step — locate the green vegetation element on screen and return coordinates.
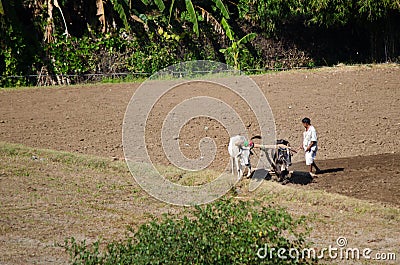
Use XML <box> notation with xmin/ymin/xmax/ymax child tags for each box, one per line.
<box><xmin>219</xmin><ymin>18</ymin><xmax>257</xmax><ymax>69</ymax></box>
<box><xmin>62</xmin><ymin>199</ymin><xmax>316</xmax><ymax>265</ymax></box>
<box><xmin>0</xmin><ymin>0</ymin><xmax>399</xmax><ymax>87</ymax></box>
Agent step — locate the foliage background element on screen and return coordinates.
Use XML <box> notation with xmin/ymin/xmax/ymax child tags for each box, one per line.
<box><xmin>0</xmin><ymin>0</ymin><xmax>399</xmax><ymax>87</ymax></box>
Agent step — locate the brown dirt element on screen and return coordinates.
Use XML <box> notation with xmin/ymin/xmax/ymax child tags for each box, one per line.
<box><xmin>1</xmin><ymin>64</ymin><xmax>400</xmax><ymax>263</ymax></box>
<box><xmin>290</xmin><ymin>152</ymin><xmax>400</xmax><ymax>206</ymax></box>
<box><xmin>1</xmin><ymin>64</ymin><xmax>399</xmax><ymax>204</ymax></box>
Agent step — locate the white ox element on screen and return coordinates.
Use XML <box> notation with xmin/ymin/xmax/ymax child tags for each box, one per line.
<box><xmin>228</xmin><ymin>135</ymin><xmax>254</xmax><ymax>178</ymax></box>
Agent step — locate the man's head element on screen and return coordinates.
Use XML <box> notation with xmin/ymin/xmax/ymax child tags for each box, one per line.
<box><xmin>302</xmin><ymin>117</ymin><xmax>311</xmax><ymax>129</ymax></box>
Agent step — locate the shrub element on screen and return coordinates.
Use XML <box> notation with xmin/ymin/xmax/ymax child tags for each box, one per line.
<box><xmin>62</xmin><ymin>199</ymin><xmax>317</xmax><ymax>265</ymax></box>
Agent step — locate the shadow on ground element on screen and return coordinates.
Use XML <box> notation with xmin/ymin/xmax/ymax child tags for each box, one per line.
<box><xmin>289</xmin><ymin>168</ymin><xmax>345</xmax><ymax>185</ymax></box>
<box><xmin>250</xmin><ymin>167</ymin><xmax>345</xmax><ymax>186</ymax></box>
<box><xmin>316</xmin><ymin>168</ymin><xmax>345</xmax><ymax>174</ymax></box>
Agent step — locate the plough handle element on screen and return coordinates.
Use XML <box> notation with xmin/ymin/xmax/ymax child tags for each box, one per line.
<box><xmin>254</xmin><ymin>143</ymin><xmax>298</xmax><ymax>153</ymax></box>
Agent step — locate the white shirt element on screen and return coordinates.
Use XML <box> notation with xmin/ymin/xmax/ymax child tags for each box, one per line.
<box><xmin>303</xmin><ymin>125</ymin><xmax>318</xmax><ymax>152</ymax></box>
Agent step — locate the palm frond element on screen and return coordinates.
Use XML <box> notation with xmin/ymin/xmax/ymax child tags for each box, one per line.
<box><xmin>238</xmin><ymin>33</ymin><xmax>256</xmax><ymax>45</ymax></box>
<box><xmin>211</xmin><ymin>0</ymin><xmax>229</xmax><ymax>19</ymax></box>
<box><xmin>185</xmin><ymin>0</ymin><xmax>198</xmax><ymax>36</ymax></box>
<box><xmin>153</xmin><ymin>0</ymin><xmax>165</xmax><ymax>11</ymax></box>
<box><xmin>168</xmin><ymin>0</ymin><xmax>175</xmax><ymax>23</ymax></box>
<box><xmin>221</xmin><ymin>17</ymin><xmax>233</xmax><ymax>40</ymax></box>
<box><xmin>110</xmin><ymin>0</ymin><xmax>130</xmax><ymax>30</ymax></box>
<box><xmin>197</xmin><ymin>6</ymin><xmax>223</xmax><ymax>35</ymax></box>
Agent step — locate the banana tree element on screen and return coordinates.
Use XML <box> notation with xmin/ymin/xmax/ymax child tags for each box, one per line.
<box><xmin>219</xmin><ymin>18</ymin><xmax>256</xmax><ymax>70</ymax></box>
<box><xmin>104</xmin><ymin>0</ymin><xmax>232</xmax><ymax>41</ymax></box>
<box><xmin>167</xmin><ymin>0</ymin><xmax>230</xmax><ymax>37</ymax></box>
<box><xmin>107</xmin><ymin>0</ymin><xmax>165</xmax><ymax>31</ymax></box>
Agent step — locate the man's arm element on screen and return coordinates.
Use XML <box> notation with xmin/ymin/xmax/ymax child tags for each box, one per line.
<box><xmin>306</xmin><ymin>141</ymin><xmax>317</xmax><ymax>152</ymax></box>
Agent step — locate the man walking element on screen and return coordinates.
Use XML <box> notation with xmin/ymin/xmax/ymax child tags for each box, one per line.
<box><xmin>301</xmin><ymin>117</ymin><xmax>320</xmax><ymax>175</ymax></box>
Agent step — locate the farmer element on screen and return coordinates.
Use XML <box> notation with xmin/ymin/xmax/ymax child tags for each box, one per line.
<box><xmin>301</xmin><ymin>117</ymin><xmax>321</xmax><ymax>174</ymax></box>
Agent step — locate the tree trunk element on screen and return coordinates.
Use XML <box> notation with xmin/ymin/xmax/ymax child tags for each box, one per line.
<box><xmin>44</xmin><ymin>0</ymin><xmax>54</xmax><ymax>43</ymax></box>
<box><xmin>96</xmin><ymin>0</ymin><xmax>106</xmax><ymax>33</ymax></box>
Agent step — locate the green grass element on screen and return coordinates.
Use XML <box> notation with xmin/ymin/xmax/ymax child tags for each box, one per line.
<box><xmin>100</xmin><ymin>75</ymin><xmax>148</xmax><ymax>84</ymax></box>
<box><xmin>1</xmin><ymin>141</ymin><xmax>399</xmax><ymax>264</ymax></box>
<box><xmin>0</xmin><ymin>78</ymin><xmax>143</xmax><ymax>91</ymax></box>
<box><xmin>0</xmin><ymin>141</ymin><xmax>126</xmax><ymax>173</ymax></box>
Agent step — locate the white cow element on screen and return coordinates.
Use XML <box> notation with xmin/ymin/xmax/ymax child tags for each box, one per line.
<box><xmin>228</xmin><ymin>135</ymin><xmax>254</xmax><ymax>178</ymax></box>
